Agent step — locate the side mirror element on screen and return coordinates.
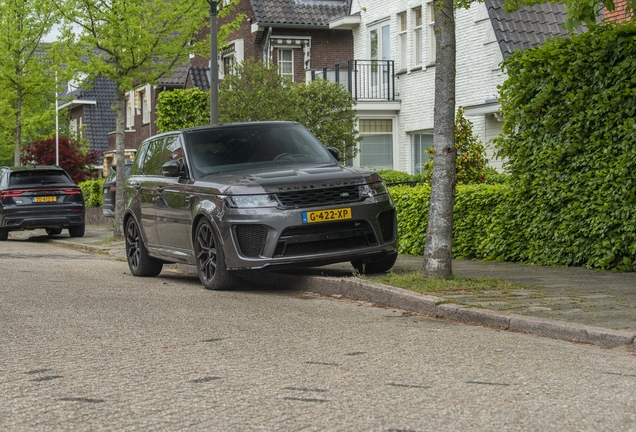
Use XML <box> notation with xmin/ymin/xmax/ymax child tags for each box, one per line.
<box><xmin>162</xmin><ymin>160</ymin><xmax>182</xmax><ymax>177</ymax></box>
<box><xmin>327</xmin><ymin>147</ymin><xmax>340</xmax><ymax>162</ymax></box>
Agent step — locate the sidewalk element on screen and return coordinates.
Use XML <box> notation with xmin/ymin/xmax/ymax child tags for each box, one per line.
<box><xmin>10</xmin><ymin>224</ymin><xmax>636</xmax><ymax>348</ymax></box>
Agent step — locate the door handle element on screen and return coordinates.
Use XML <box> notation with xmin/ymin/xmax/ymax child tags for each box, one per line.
<box><xmin>156</xmin><ymin>186</ymin><xmax>164</xmax><ymax>193</ymax></box>
<box><xmin>185</xmin><ymin>194</ymin><xmax>194</xmax><ymax>204</ymax></box>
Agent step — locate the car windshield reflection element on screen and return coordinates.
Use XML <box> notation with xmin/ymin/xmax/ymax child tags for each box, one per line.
<box><xmin>184</xmin><ymin>123</ymin><xmax>333</xmax><ymax>178</ymax></box>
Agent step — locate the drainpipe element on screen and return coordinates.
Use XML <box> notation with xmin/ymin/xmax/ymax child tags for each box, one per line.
<box><xmin>262</xmin><ymin>27</ymin><xmax>273</xmax><ymax>66</ymax></box>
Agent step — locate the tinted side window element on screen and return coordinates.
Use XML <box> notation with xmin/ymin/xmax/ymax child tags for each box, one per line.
<box><xmin>142</xmin><ymin>138</ymin><xmax>165</xmax><ymax>176</ymax></box>
<box><xmin>164</xmin><ymin>135</ymin><xmax>184</xmax><ymax>169</ymax></box>
<box><xmin>130</xmin><ymin>143</ymin><xmax>149</xmax><ymax>176</ymax></box>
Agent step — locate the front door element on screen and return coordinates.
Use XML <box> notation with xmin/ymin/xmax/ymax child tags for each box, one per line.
<box><xmin>155</xmin><ymin>135</ymin><xmax>191</xmax><ymax>260</ymax></box>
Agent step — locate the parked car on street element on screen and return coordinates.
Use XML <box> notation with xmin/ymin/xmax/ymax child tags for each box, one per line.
<box><xmin>124</xmin><ymin>121</ymin><xmax>397</xmax><ymax>290</ymax></box>
<box><xmin>103</xmin><ymin>160</ymin><xmax>132</xmax><ymax>217</ymax></box>
<box><xmin>0</xmin><ymin>165</ymin><xmax>85</xmax><ymax>240</ymax></box>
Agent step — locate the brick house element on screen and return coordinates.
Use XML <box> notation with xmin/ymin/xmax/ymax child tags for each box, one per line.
<box><xmin>317</xmin><ymin>0</ymin><xmax>583</xmax><ymax>173</ymax></box>
<box><xmin>57</xmin><ymin>75</ymin><xmax>116</xmax><ymax>173</ymax></box>
<box><xmin>99</xmin><ymin>0</ymin><xmax>355</xmax><ymax>173</ymax></box>
<box><xmin>604</xmin><ymin>0</ymin><xmax>633</xmax><ymax>22</ymax></box>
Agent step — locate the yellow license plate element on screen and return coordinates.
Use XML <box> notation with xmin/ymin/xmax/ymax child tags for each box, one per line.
<box><xmin>33</xmin><ymin>196</ymin><xmax>57</xmax><ymax>203</ymax></box>
<box><xmin>302</xmin><ymin>208</ymin><xmax>351</xmax><ymax>224</ymax></box>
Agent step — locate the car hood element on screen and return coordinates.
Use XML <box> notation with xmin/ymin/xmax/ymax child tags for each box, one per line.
<box><xmin>194</xmin><ymin>165</ymin><xmax>382</xmax><ymax>195</ymax></box>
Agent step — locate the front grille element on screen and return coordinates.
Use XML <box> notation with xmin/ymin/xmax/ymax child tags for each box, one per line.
<box><xmin>234</xmin><ymin>224</ymin><xmax>265</xmax><ymax>258</ymax></box>
<box><xmin>378</xmin><ymin>209</ymin><xmax>396</xmax><ymax>243</ymax></box>
<box><xmin>274</xmin><ymin>220</ymin><xmax>377</xmax><ymax>257</ymax></box>
<box><xmin>275</xmin><ymin>185</ymin><xmax>361</xmax><ymax>209</ymax></box>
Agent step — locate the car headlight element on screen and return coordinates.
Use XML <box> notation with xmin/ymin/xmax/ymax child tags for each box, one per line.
<box><xmin>223</xmin><ymin>194</ymin><xmax>278</xmax><ymax>208</ymax></box>
<box><xmin>360</xmin><ymin>181</ymin><xmax>388</xmax><ymax>197</ymax></box>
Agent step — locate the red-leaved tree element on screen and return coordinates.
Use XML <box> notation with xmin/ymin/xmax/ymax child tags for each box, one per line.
<box><xmin>21</xmin><ymin>137</ymin><xmax>101</xmax><ymax>184</ymax></box>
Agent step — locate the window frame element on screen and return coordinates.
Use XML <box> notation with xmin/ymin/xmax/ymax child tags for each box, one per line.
<box><xmin>277</xmin><ymin>48</ymin><xmax>294</xmax><ymax>81</ymax></box>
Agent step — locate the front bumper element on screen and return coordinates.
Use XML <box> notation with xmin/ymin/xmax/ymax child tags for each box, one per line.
<box><xmin>216</xmin><ymin>194</ymin><xmax>397</xmax><ymax>271</ymax></box>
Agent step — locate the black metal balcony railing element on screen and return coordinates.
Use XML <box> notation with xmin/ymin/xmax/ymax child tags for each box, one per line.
<box><xmin>308</xmin><ymin>60</ymin><xmax>395</xmax><ymax>102</ymax></box>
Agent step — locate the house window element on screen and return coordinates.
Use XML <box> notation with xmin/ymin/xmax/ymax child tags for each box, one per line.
<box><xmin>69</xmin><ymin>118</ymin><xmax>78</xmax><ymax>138</ymax></box>
<box><xmin>223</xmin><ymin>55</ymin><xmax>235</xmax><ymax>76</ymax></box>
<box><xmin>143</xmin><ymin>85</ymin><xmax>152</xmax><ymax>124</ymax></box>
<box><xmin>359</xmin><ymin>119</ymin><xmax>393</xmax><ymax>170</ymax></box>
<box><xmin>278</xmin><ymin>49</ymin><xmax>293</xmax><ymax>80</ymax></box>
<box><xmin>411</xmin><ymin>133</ymin><xmax>434</xmax><ymax>174</ymax></box>
<box><xmin>427</xmin><ymin>2</ymin><xmax>436</xmax><ymax>64</ymax></box>
<box><xmin>126</xmin><ymin>91</ymin><xmax>134</xmax><ymax>129</ymax></box>
<box><xmin>413</xmin><ymin>7</ymin><xmax>423</xmax><ymax>66</ymax></box>
<box><xmin>398</xmin><ymin>12</ymin><xmax>407</xmax><ymax>70</ymax></box>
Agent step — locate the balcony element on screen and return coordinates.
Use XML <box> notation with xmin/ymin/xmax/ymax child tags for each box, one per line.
<box><xmin>307</xmin><ymin>60</ymin><xmax>398</xmax><ymax>104</ymax></box>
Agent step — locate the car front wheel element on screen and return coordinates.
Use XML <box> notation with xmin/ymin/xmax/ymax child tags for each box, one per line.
<box><xmin>351</xmin><ymin>253</ymin><xmax>397</xmax><ymax>274</ymax></box>
<box><xmin>195</xmin><ymin>218</ymin><xmax>239</xmax><ymax>290</ymax></box>
<box><xmin>125</xmin><ymin>218</ymin><xmax>163</xmax><ymax>277</ymax></box>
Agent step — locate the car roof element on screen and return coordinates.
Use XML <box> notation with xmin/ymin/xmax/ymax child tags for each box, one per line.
<box><xmin>1</xmin><ymin>165</ymin><xmax>66</xmax><ymax>172</ymax></box>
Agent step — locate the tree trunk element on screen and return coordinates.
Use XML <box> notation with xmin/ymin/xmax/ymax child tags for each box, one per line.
<box><xmin>14</xmin><ymin>86</ymin><xmax>22</xmax><ymax>166</ymax></box>
<box><xmin>113</xmin><ymin>86</ymin><xmax>127</xmax><ymax>239</ymax></box>
<box><xmin>423</xmin><ymin>0</ymin><xmax>456</xmax><ymax>279</ymax></box>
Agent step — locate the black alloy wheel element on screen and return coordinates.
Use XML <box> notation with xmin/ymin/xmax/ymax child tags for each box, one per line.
<box><xmin>195</xmin><ymin>218</ymin><xmax>239</xmax><ymax>290</ymax></box>
<box><xmin>125</xmin><ymin>218</ymin><xmax>163</xmax><ymax>277</ymax></box>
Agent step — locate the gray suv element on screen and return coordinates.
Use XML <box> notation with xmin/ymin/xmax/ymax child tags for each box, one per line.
<box><xmin>124</xmin><ymin>121</ymin><xmax>397</xmax><ymax>290</ymax></box>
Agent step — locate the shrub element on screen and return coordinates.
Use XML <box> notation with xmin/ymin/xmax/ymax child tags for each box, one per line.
<box><xmin>423</xmin><ymin>107</ymin><xmax>488</xmax><ymax>185</ymax></box>
<box><xmin>156</xmin><ymin>88</ymin><xmax>209</xmax><ymax>133</ymax></box>
<box><xmin>376</xmin><ymin>169</ymin><xmax>426</xmax><ymax>186</ymax></box>
<box><xmin>79</xmin><ymin>178</ymin><xmax>105</xmax><ymax>207</ymax></box>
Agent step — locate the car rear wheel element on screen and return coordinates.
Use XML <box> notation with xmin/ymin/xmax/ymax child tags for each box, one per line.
<box><xmin>195</xmin><ymin>218</ymin><xmax>239</xmax><ymax>290</ymax></box>
<box><xmin>351</xmin><ymin>253</ymin><xmax>397</xmax><ymax>274</ymax></box>
<box><xmin>46</xmin><ymin>228</ymin><xmax>63</xmax><ymax>236</ymax></box>
<box><xmin>68</xmin><ymin>224</ymin><xmax>85</xmax><ymax>238</ymax></box>
<box><xmin>0</xmin><ymin>229</ymin><xmax>7</xmax><ymax>241</ymax></box>
<box><xmin>125</xmin><ymin>218</ymin><xmax>163</xmax><ymax>277</ymax></box>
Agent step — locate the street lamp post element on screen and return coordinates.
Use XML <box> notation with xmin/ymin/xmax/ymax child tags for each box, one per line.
<box><xmin>208</xmin><ymin>0</ymin><xmax>219</xmax><ymax>125</ymax></box>
<box><xmin>55</xmin><ymin>71</ymin><xmax>59</xmax><ymax>166</ymax></box>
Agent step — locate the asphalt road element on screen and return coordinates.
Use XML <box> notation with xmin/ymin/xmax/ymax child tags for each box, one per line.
<box><xmin>1</xmin><ymin>239</ymin><xmax>635</xmax><ymax>431</ymax></box>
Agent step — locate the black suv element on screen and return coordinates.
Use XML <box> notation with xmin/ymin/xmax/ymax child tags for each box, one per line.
<box><xmin>0</xmin><ymin>165</ymin><xmax>85</xmax><ymax>240</ymax></box>
<box><xmin>124</xmin><ymin>121</ymin><xmax>397</xmax><ymax>290</ymax></box>
<box><xmin>103</xmin><ymin>160</ymin><xmax>132</xmax><ymax>217</ymax></box>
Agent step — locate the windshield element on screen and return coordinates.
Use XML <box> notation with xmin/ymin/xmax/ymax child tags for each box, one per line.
<box><xmin>184</xmin><ymin>123</ymin><xmax>334</xmax><ymax>178</ymax></box>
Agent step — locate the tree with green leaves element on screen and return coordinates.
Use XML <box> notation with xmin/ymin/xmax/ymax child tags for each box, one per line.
<box><xmin>0</xmin><ymin>0</ymin><xmax>58</xmax><ymax>166</ymax></box>
<box><xmin>52</xmin><ymin>0</ymin><xmax>242</xmax><ymax>238</ymax></box>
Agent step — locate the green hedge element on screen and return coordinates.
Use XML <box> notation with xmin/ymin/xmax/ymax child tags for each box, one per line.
<box><xmin>390</xmin><ymin>180</ymin><xmax>636</xmax><ymax>270</ymax></box>
<box><xmin>79</xmin><ymin>178</ymin><xmax>105</xmax><ymax>208</ymax></box>
<box><xmin>492</xmin><ymin>22</ymin><xmax>636</xmax><ymax>271</ymax></box>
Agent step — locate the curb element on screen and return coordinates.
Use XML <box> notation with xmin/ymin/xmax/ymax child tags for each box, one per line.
<box><xmin>242</xmin><ymin>272</ymin><xmax>636</xmax><ymax>349</ymax></box>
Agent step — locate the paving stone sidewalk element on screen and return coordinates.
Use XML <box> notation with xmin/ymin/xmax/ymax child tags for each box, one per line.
<box><xmin>9</xmin><ymin>225</ymin><xmax>636</xmax><ymax>346</ymax></box>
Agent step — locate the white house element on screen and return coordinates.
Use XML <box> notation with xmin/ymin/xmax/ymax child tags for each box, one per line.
<box><xmin>323</xmin><ymin>0</ymin><xmax>576</xmax><ymax>174</ymax></box>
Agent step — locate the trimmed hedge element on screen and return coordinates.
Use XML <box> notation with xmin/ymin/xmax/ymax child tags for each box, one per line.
<box><xmin>390</xmin><ymin>180</ymin><xmax>636</xmax><ymax>270</ymax></box>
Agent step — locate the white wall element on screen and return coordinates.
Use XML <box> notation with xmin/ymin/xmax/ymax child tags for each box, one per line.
<box><xmin>350</xmin><ymin>0</ymin><xmax>507</xmax><ymax>173</ymax></box>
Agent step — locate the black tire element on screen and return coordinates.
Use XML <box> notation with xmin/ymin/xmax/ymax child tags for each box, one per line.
<box><xmin>68</xmin><ymin>224</ymin><xmax>85</xmax><ymax>238</ymax></box>
<box><xmin>125</xmin><ymin>218</ymin><xmax>163</xmax><ymax>277</ymax></box>
<box><xmin>46</xmin><ymin>228</ymin><xmax>63</xmax><ymax>236</ymax></box>
<box><xmin>0</xmin><ymin>229</ymin><xmax>7</xmax><ymax>241</ymax></box>
<box><xmin>351</xmin><ymin>253</ymin><xmax>397</xmax><ymax>274</ymax></box>
<box><xmin>195</xmin><ymin>218</ymin><xmax>239</xmax><ymax>290</ymax></box>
